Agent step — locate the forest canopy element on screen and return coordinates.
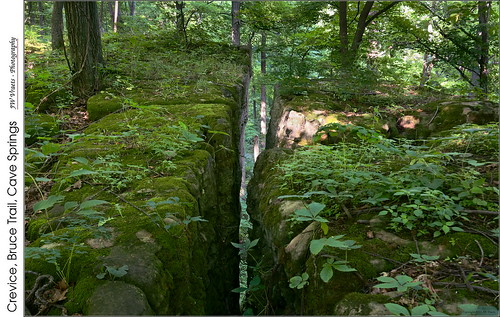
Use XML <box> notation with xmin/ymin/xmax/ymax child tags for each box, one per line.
<box><xmin>25</xmin><ymin>0</ymin><xmax>499</xmax><ymax>101</ymax></box>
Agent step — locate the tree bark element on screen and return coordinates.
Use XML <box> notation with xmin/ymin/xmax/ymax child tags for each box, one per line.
<box><xmin>419</xmin><ymin>53</ymin><xmax>434</xmax><ymax>88</ymax></box>
<box><xmin>260</xmin><ymin>33</ymin><xmax>267</xmax><ymax>149</ymax></box>
<box><xmin>231</xmin><ymin>1</ymin><xmax>241</xmax><ymax>46</ymax></box>
<box><xmin>129</xmin><ymin>1</ymin><xmax>136</xmax><ymax>16</ymax></box>
<box><xmin>477</xmin><ymin>0</ymin><xmax>491</xmax><ymax>94</ymax></box>
<box><xmin>51</xmin><ymin>2</ymin><xmax>65</xmax><ymax>50</ymax></box>
<box><xmin>38</xmin><ymin>2</ymin><xmax>45</xmax><ymax>28</ymax></box>
<box><xmin>113</xmin><ymin>1</ymin><xmax>120</xmax><ymax>33</ymax></box>
<box><xmin>338</xmin><ymin>1</ymin><xmax>348</xmax><ymax>59</ymax></box>
<box><xmin>350</xmin><ymin>1</ymin><xmax>374</xmax><ymax>55</ymax></box>
<box><xmin>338</xmin><ymin>1</ymin><xmax>400</xmax><ymax>68</ymax></box>
<box><xmin>64</xmin><ymin>1</ymin><xmax>104</xmax><ymax>99</ymax></box>
<box><xmin>253</xmin><ymin>135</ymin><xmax>260</xmax><ymax>162</ymax></box>
<box><xmin>175</xmin><ymin>1</ymin><xmax>188</xmax><ymax>43</ymax></box>
<box><xmin>26</xmin><ymin>1</ymin><xmax>35</xmax><ymax>25</ymax></box>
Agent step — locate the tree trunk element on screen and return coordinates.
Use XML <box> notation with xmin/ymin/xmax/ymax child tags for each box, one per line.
<box><xmin>129</xmin><ymin>1</ymin><xmax>136</xmax><ymax>16</ymax></box>
<box><xmin>51</xmin><ymin>2</ymin><xmax>65</xmax><ymax>50</ymax></box>
<box><xmin>419</xmin><ymin>53</ymin><xmax>434</xmax><ymax>88</ymax></box>
<box><xmin>231</xmin><ymin>1</ymin><xmax>241</xmax><ymax>46</ymax></box>
<box><xmin>175</xmin><ymin>1</ymin><xmax>188</xmax><ymax>43</ymax></box>
<box><xmin>253</xmin><ymin>135</ymin><xmax>260</xmax><ymax>162</ymax></box>
<box><xmin>113</xmin><ymin>1</ymin><xmax>120</xmax><ymax>33</ymax></box>
<box><xmin>252</xmin><ymin>85</ymin><xmax>258</xmax><ymax>126</ymax></box>
<box><xmin>38</xmin><ymin>2</ymin><xmax>45</xmax><ymax>28</ymax></box>
<box><xmin>339</xmin><ymin>1</ymin><xmax>400</xmax><ymax>68</ymax></box>
<box><xmin>26</xmin><ymin>1</ymin><xmax>35</xmax><ymax>25</ymax></box>
<box><xmin>64</xmin><ymin>1</ymin><xmax>104</xmax><ymax>99</ymax></box>
<box><xmin>260</xmin><ymin>33</ymin><xmax>267</xmax><ymax>149</ymax></box>
<box><xmin>99</xmin><ymin>1</ymin><xmax>105</xmax><ymax>33</ymax></box>
<box><xmin>477</xmin><ymin>0</ymin><xmax>491</xmax><ymax>94</ymax></box>
<box><xmin>338</xmin><ymin>1</ymin><xmax>348</xmax><ymax>65</ymax></box>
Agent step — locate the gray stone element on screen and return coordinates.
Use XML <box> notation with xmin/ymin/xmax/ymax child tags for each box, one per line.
<box><xmin>86</xmin><ymin>281</ymin><xmax>154</xmax><ymax>315</ymax></box>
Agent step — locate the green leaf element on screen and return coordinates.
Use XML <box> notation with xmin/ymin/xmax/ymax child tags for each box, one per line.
<box><xmin>320</xmin><ymin>222</ymin><xmax>329</xmax><ymax>235</ymax></box>
<box><xmin>289</xmin><ymin>276</ymin><xmax>301</xmax><ymax>288</ymax></box>
<box><xmin>231</xmin><ymin>287</ymin><xmax>248</xmax><ymax>293</ymax></box>
<box><xmin>64</xmin><ymin>201</ymin><xmax>79</xmax><ymax>211</ymax></box>
<box><xmin>427</xmin><ymin>311</ymin><xmax>449</xmax><ymax>316</ymax></box>
<box><xmin>41</xmin><ymin>142</ymin><xmax>61</xmax><ymax>155</ymax></box>
<box><xmin>77</xmin><ymin>209</ymin><xmax>102</xmax><ymax>217</ymax></box>
<box><xmin>73</xmin><ymin>157</ymin><xmax>90</xmax><ymax>165</ymax></box>
<box><xmin>310</xmin><ymin>238</ymin><xmax>326</xmax><ymax>255</ymax></box>
<box><xmin>96</xmin><ymin>272</ymin><xmax>106</xmax><ymax>279</ymax></box>
<box><xmin>385</xmin><ymin>303</ymin><xmax>410</xmax><ymax>316</ymax></box>
<box><xmin>375</xmin><ymin>282</ymin><xmax>399</xmax><ymax>289</ymax></box>
<box><xmin>249</xmin><ymin>276</ymin><xmax>261</xmax><ymax>287</ymax></box>
<box><xmin>442</xmin><ymin>225</ymin><xmax>450</xmax><ymax>234</ymax></box>
<box><xmin>411</xmin><ymin>305</ymin><xmax>431</xmax><ymax>315</ymax></box>
<box><xmin>107</xmin><ymin>265</ymin><xmax>128</xmax><ymax>278</ymax></box>
<box><xmin>308</xmin><ymin>202</ymin><xmax>325</xmax><ymax>215</ymax></box>
<box><xmin>208</xmin><ymin>130</ymin><xmax>230</xmax><ymax>136</ymax></box>
<box><xmin>320</xmin><ymin>265</ymin><xmax>333</xmax><ymax>282</ymax></box>
<box><xmin>33</xmin><ymin>195</ymin><xmax>65</xmax><ymax>212</ymax></box>
<box><xmin>69</xmin><ymin>169</ymin><xmax>97</xmax><ymax>177</ymax></box>
<box><xmin>395</xmin><ymin>274</ymin><xmax>415</xmax><ymax>283</ymax></box>
<box><xmin>35</xmin><ymin>177</ymin><xmax>52</xmax><ymax>182</ymax></box>
<box><xmin>377</xmin><ymin>276</ymin><xmax>397</xmax><ymax>283</ymax></box>
<box><xmin>79</xmin><ymin>200</ymin><xmax>109</xmax><ymax>210</ymax></box>
<box><xmin>332</xmin><ymin>263</ymin><xmax>356</xmax><ymax>272</ymax></box>
<box><xmin>249</xmin><ymin>238</ymin><xmax>260</xmax><ymax>248</ymax></box>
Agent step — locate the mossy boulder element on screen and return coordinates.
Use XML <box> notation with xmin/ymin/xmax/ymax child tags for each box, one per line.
<box><xmin>26</xmin><ymin>38</ymin><xmax>250</xmax><ymax>315</ymax></box>
<box><xmin>247</xmin><ymin>145</ymin><xmax>498</xmax><ymax>315</ymax></box>
<box><xmin>86</xmin><ymin>281</ymin><xmax>155</xmax><ymax>315</ymax></box>
<box><xmin>86</xmin><ymin>93</ymin><xmax>125</xmax><ymax>121</ymax></box>
<box><xmin>268</xmin><ymin>90</ymin><xmax>498</xmax><ymax>148</ymax></box>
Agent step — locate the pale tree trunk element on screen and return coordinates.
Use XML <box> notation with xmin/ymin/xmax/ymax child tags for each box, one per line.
<box><xmin>419</xmin><ymin>53</ymin><xmax>434</xmax><ymax>88</ymax></box>
<box><xmin>113</xmin><ymin>1</ymin><xmax>119</xmax><ymax>33</ymax></box>
<box><xmin>51</xmin><ymin>2</ymin><xmax>65</xmax><ymax>50</ymax></box>
<box><xmin>231</xmin><ymin>1</ymin><xmax>241</xmax><ymax>46</ymax></box>
<box><xmin>64</xmin><ymin>1</ymin><xmax>104</xmax><ymax>99</ymax></box>
<box><xmin>419</xmin><ymin>20</ymin><xmax>434</xmax><ymax>88</ymax></box>
<box><xmin>253</xmin><ymin>136</ymin><xmax>260</xmax><ymax>162</ymax></box>
<box><xmin>260</xmin><ymin>33</ymin><xmax>267</xmax><ymax>150</ymax></box>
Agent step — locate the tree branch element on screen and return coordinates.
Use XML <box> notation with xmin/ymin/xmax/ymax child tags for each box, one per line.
<box><xmin>366</xmin><ymin>1</ymin><xmax>401</xmax><ymax>25</ymax></box>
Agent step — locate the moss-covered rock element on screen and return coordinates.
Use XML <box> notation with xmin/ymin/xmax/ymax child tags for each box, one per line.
<box><xmin>26</xmin><ymin>37</ymin><xmax>250</xmax><ymax>315</ymax></box>
<box><xmin>267</xmin><ymin>89</ymin><xmax>498</xmax><ymax>148</ymax></box>
<box><xmin>86</xmin><ymin>281</ymin><xmax>155</xmax><ymax>315</ymax></box>
<box><xmin>333</xmin><ymin>293</ymin><xmax>391</xmax><ymax>315</ymax></box>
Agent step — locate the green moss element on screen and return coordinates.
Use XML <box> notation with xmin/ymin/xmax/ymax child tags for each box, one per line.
<box><xmin>334</xmin><ymin>292</ymin><xmax>390</xmax><ymax>315</ymax></box>
<box><xmin>66</xmin><ymin>277</ymin><xmax>105</xmax><ymax>314</ymax></box>
<box><xmin>26</xmin><ymin>217</ymin><xmax>51</xmax><ymax>241</ymax></box>
<box><xmin>434</xmin><ymin>232</ymin><xmax>498</xmax><ymax>258</ymax></box>
<box><xmin>86</xmin><ymin>93</ymin><xmax>125</xmax><ymax>121</ymax></box>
